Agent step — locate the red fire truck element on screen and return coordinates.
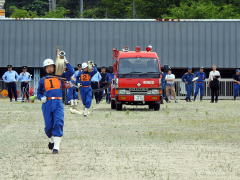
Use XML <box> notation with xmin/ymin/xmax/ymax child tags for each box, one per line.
<box><xmin>111</xmin><ymin>46</ymin><xmax>162</xmax><ymax>111</ymax></box>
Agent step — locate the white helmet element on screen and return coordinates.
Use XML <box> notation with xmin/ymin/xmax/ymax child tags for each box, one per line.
<box><xmin>82</xmin><ymin>62</ymin><xmax>88</xmax><ymax>69</ymax></box>
<box><xmin>43</xmin><ymin>58</ymin><xmax>55</xmax><ymax>67</ymax></box>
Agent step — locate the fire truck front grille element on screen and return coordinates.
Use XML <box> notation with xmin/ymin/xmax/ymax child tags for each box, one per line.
<box><xmin>129</xmin><ymin>88</ymin><xmax>148</xmax><ymax>95</ymax></box>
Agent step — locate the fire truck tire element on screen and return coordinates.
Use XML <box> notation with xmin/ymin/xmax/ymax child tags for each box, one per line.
<box><xmin>153</xmin><ymin>104</ymin><xmax>160</xmax><ymax>111</ymax></box>
<box><xmin>116</xmin><ymin>103</ymin><xmax>123</xmax><ymax>111</ymax></box>
<box><xmin>148</xmin><ymin>105</ymin><xmax>154</xmax><ymax>110</ymax></box>
<box><xmin>111</xmin><ymin>100</ymin><xmax>116</xmax><ymax>109</ymax></box>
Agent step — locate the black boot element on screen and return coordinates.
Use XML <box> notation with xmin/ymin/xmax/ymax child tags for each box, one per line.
<box><xmin>234</xmin><ymin>96</ymin><xmax>236</xmax><ymax>100</ymax></box>
<box><xmin>52</xmin><ymin>149</ymin><xmax>59</xmax><ymax>154</ymax></box>
<box><xmin>185</xmin><ymin>97</ymin><xmax>188</xmax><ymax>102</ymax></box>
<box><xmin>194</xmin><ymin>96</ymin><xmax>197</xmax><ymax>101</ymax></box>
<box><xmin>188</xmin><ymin>98</ymin><xmax>192</xmax><ymax>102</ymax></box>
<box><xmin>200</xmin><ymin>96</ymin><xmax>203</xmax><ymax>101</ymax></box>
<box><xmin>48</xmin><ymin>142</ymin><xmax>54</xmax><ymax>150</ymax></box>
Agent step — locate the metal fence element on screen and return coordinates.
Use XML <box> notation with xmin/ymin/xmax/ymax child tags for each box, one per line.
<box><xmin>0</xmin><ymin>80</ymin><xmax>34</xmax><ymax>98</ymax></box>
<box><xmin>174</xmin><ymin>78</ymin><xmax>234</xmax><ymax>99</ymax></box>
<box><xmin>0</xmin><ymin>79</ymin><xmax>236</xmax><ymax>99</ymax></box>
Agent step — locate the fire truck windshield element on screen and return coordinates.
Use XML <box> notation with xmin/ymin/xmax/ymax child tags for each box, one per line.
<box><xmin>118</xmin><ymin>58</ymin><xmax>160</xmax><ymax>75</ymax></box>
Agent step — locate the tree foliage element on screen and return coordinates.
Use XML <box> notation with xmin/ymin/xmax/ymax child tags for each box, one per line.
<box><xmin>4</xmin><ymin>0</ymin><xmax>240</xmax><ymax>19</ymax></box>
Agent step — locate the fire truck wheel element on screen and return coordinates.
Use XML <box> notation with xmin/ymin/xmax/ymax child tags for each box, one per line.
<box><xmin>153</xmin><ymin>104</ymin><xmax>160</xmax><ymax>111</ymax></box>
<box><xmin>148</xmin><ymin>104</ymin><xmax>154</xmax><ymax>110</ymax></box>
<box><xmin>116</xmin><ymin>103</ymin><xmax>123</xmax><ymax>111</ymax></box>
<box><xmin>111</xmin><ymin>100</ymin><xmax>116</xmax><ymax>109</ymax></box>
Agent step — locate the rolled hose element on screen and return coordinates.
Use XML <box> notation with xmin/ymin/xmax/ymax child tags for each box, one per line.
<box><xmin>55</xmin><ymin>49</ymin><xmax>65</xmax><ymax>76</ymax></box>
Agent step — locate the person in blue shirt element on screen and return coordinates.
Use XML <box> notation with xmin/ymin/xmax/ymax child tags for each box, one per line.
<box><xmin>99</xmin><ymin>67</ymin><xmax>108</xmax><ymax>102</ymax></box>
<box><xmin>37</xmin><ymin>58</ymin><xmax>74</xmax><ymax>154</ymax></box>
<box><xmin>76</xmin><ymin>61</ymin><xmax>97</xmax><ymax>117</ymax></box>
<box><xmin>72</xmin><ymin>64</ymin><xmax>83</xmax><ymax>102</ymax></box>
<box><xmin>193</xmin><ymin>67</ymin><xmax>206</xmax><ymax>101</ymax></box>
<box><xmin>18</xmin><ymin>66</ymin><xmax>32</xmax><ymax>102</ymax></box>
<box><xmin>161</xmin><ymin>66</ymin><xmax>170</xmax><ymax>103</ymax></box>
<box><xmin>74</xmin><ymin>64</ymin><xmax>82</xmax><ymax>78</ymax></box>
<box><xmin>91</xmin><ymin>66</ymin><xmax>102</xmax><ymax>104</ymax></box>
<box><xmin>105</xmin><ymin>66</ymin><xmax>114</xmax><ymax>104</ymax></box>
<box><xmin>233</xmin><ymin>69</ymin><xmax>240</xmax><ymax>100</ymax></box>
<box><xmin>61</xmin><ymin>64</ymin><xmax>75</xmax><ymax>106</ymax></box>
<box><xmin>182</xmin><ymin>67</ymin><xmax>194</xmax><ymax>102</ymax></box>
<box><xmin>2</xmin><ymin>65</ymin><xmax>19</xmax><ymax>102</ymax></box>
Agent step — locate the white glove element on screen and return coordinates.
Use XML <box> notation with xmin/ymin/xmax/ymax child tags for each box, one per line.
<box><xmin>88</xmin><ymin>61</ymin><xmax>94</xmax><ymax>67</ymax></box>
<box><xmin>77</xmin><ymin>83</ymin><xmax>82</xmax><ymax>88</ymax></box>
<box><xmin>41</xmin><ymin>96</ymin><xmax>47</xmax><ymax>103</ymax></box>
<box><xmin>64</xmin><ymin>59</ymin><xmax>69</xmax><ymax>64</ymax></box>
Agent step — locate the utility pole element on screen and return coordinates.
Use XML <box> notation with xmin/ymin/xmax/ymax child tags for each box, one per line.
<box><xmin>49</xmin><ymin>0</ymin><xmax>56</xmax><ymax>11</ymax></box>
<box><xmin>132</xmin><ymin>0</ymin><xmax>136</xmax><ymax>19</ymax></box>
<box><xmin>80</xmin><ymin>0</ymin><xmax>83</xmax><ymax>17</ymax></box>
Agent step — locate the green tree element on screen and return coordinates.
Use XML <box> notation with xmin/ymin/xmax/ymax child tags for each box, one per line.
<box><xmin>43</xmin><ymin>7</ymin><xmax>69</xmax><ymax>18</ymax></box>
<box><xmin>163</xmin><ymin>0</ymin><xmax>240</xmax><ymax>19</ymax></box>
<box><xmin>10</xmin><ymin>6</ymin><xmax>38</xmax><ymax>18</ymax></box>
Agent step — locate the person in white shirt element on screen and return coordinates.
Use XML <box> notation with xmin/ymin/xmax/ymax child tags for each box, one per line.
<box><xmin>208</xmin><ymin>65</ymin><xmax>221</xmax><ymax>103</ymax></box>
<box><xmin>18</xmin><ymin>66</ymin><xmax>32</xmax><ymax>102</ymax></box>
<box><xmin>2</xmin><ymin>65</ymin><xmax>19</xmax><ymax>102</ymax></box>
<box><xmin>165</xmin><ymin>69</ymin><xmax>177</xmax><ymax>103</ymax></box>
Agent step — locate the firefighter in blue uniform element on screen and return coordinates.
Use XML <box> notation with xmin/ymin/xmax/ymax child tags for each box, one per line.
<box><xmin>62</xmin><ymin>65</ymin><xmax>75</xmax><ymax>106</ymax></box>
<box><xmin>62</xmin><ymin>65</ymin><xmax>75</xmax><ymax>105</ymax></box>
<box><xmin>76</xmin><ymin>61</ymin><xmax>97</xmax><ymax>116</ymax></box>
<box><xmin>37</xmin><ymin>58</ymin><xmax>74</xmax><ymax>154</ymax></box>
<box><xmin>73</xmin><ymin>64</ymin><xmax>83</xmax><ymax>101</ymax></box>
<box><xmin>193</xmin><ymin>67</ymin><xmax>206</xmax><ymax>101</ymax></box>
<box><xmin>233</xmin><ymin>69</ymin><xmax>240</xmax><ymax>100</ymax></box>
<box><xmin>182</xmin><ymin>67</ymin><xmax>194</xmax><ymax>102</ymax></box>
<box><xmin>106</xmin><ymin>66</ymin><xmax>114</xmax><ymax>104</ymax></box>
<box><xmin>18</xmin><ymin>66</ymin><xmax>32</xmax><ymax>102</ymax></box>
<box><xmin>2</xmin><ymin>65</ymin><xmax>19</xmax><ymax>102</ymax></box>
<box><xmin>161</xmin><ymin>65</ymin><xmax>170</xmax><ymax>103</ymax></box>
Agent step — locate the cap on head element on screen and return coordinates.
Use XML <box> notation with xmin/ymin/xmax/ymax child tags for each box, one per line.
<box><xmin>200</xmin><ymin>66</ymin><xmax>204</xmax><ymax>69</ymax></box>
<box><xmin>77</xmin><ymin>64</ymin><xmax>82</xmax><ymax>68</ymax></box>
<box><xmin>43</xmin><ymin>58</ymin><xmax>55</xmax><ymax>67</ymax></box>
<box><xmin>82</xmin><ymin>62</ymin><xmax>88</xmax><ymax>69</ymax></box>
<box><xmin>7</xmin><ymin>65</ymin><xmax>13</xmax><ymax>68</ymax></box>
<box><xmin>236</xmin><ymin>69</ymin><xmax>240</xmax><ymax>73</ymax></box>
<box><xmin>22</xmin><ymin>66</ymin><xmax>27</xmax><ymax>69</ymax></box>
<box><xmin>188</xmin><ymin>67</ymin><xmax>192</xmax><ymax>70</ymax></box>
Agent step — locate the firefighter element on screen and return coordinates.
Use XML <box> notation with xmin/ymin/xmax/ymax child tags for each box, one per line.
<box><xmin>91</xmin><ymin>68</ymin><xmax>102</xmax><ymax>104</ymax></box>
<box><xmin>193</xmin><ymin>67</ymin><xmax>206</xmax><ymax>101</ymax></box>
<box><xmin>208</xmin><ymin>65</ymin><xmax>221</xmax><ymax>103</ymax></box>
<box><xmin>74</xmin><ymin>64</ymin><xmax>82</xmax><ymax>77</ymax></box>
<box><xmin>182</xmin><ymin>67</ymin><xmax>194</xmax><ymax>102</ymax></box>
<box><xmin>161</xmin><ymin>65</ymin><xmax>170</xmax><ymax>103</ymax></box>
<box><xmin>106</xmin><ymin>66</ymin><xmax>114</xmax><ymax>104</ymax></box>
<box><xmin>99</xmin><ymin>67</ymin><xmax>108</xmax><ymax>101</ymax></box>
<box><xmin>18</xmin><ymin>66</ymin><xmax>32</xmax><ymax>102</ymax></box>
<box><xmin>2</xmin><ymin>65</ymin><xmax>19</xmax><ymax>102</ymax></box>
<box><xmin>37</xmin><ymin>58</ymin><xmax>73</xmax><ymax>154</ymax></box>
<box><xmin>63</xmin><ymin>65</ymin><xmax>76</xmax><ymax>106</ymax></box>
<box><xmin>233</xmin><ymin>69</ymin><xmax>240</xmax><ymax>100</ymax></box>
<box><xmin>72</xmin><ymin>64</ymin><xmax>83</xmax><ymax>101</ymax></box>
<box><xmin>76</xmin><ymin>62</ymin><xmax>97</xmax><ymax>116</ymax></box>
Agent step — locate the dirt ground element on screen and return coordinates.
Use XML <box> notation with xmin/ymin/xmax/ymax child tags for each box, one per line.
<box><xmin>0</xmin><ymin>98</ymin><xmax>240</xmax><ymax>180</ymax></box>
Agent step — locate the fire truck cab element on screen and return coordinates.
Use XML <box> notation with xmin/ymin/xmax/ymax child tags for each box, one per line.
<box><xmin>111</xmin><ymin>46</ymin><xmax>162</xmax><ymax>111</ymax></box>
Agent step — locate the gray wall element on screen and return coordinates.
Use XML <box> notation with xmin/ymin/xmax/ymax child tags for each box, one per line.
<box><xmin>0</xmin><ymin>19</ymin><xmax>240</xmax><ymax>68</ymax></box>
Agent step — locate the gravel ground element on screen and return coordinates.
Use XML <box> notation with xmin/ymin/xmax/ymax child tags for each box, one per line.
<box><xmin>0</xmin><ymin>99</ymin><xmax>240</xmax><ymax>180</ymax></box>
